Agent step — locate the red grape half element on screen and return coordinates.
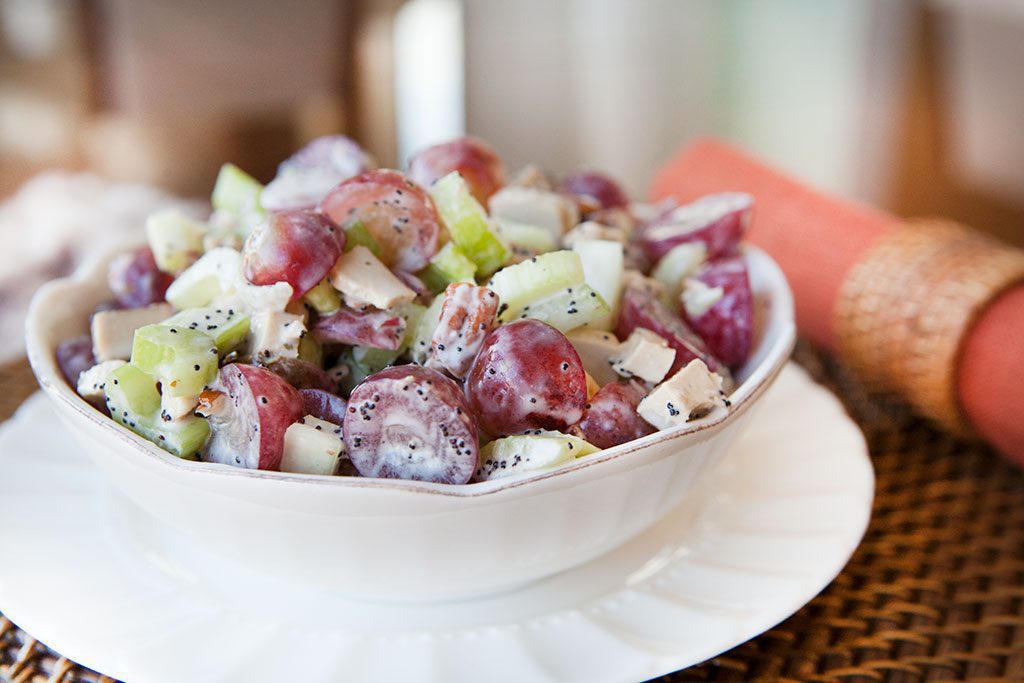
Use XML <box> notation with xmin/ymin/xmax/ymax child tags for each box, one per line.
<box><xmin>318</xmin><ymin>169</ymin><xmax>442</xmax><ymax>272</ymax></box>
<box><xmin>465</xmin><ymin>320</ymin><xmax>587</xmax><ymax>436</ymax></box>
<box><xmin>343</xmin><ymin>365</ymin><xmax>478</xmax><ymax>484</ymax></box>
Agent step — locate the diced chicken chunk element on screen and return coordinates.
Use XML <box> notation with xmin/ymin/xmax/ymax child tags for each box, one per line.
<box><xmin>610</xmin><ymin>328</ymin><xmax>676</xmax><ymax>384</ymax></box>
<box><xmin>637</xmin><ymin>359</ymin><xmax>726</xmax><ymax>430</ymax></box>
<box><xmin>430</xmin><ymin>282</ymin><xmax>500</xmax><ymax>378</ymax></box>
<box><xmin>561</xmin><ymin>221</ymin><xmax>628</xmax><ymax>248</ymax></box>
<box><xmin>488</xmin><ymin>186</ymin><xmax>580</xmax><ymax>237</ymax></box>
<box><xmin>91</xmin><ymin>303</ymin><xmax>176</xmax><ymax>361</ymax></box>
<box><xmin>249</xmin><ymin>310</ymin><xmax>305</xmax><ymax>362</ymax></box>
<box><xmin>328</xmin><ymin>245</ymin><xmax>416</xmax><ymax>310</ymax></box>
<box><xmin>77</xmin><ymin>360</ymin><xmax>127</xmax><ymax>400</ymax></box>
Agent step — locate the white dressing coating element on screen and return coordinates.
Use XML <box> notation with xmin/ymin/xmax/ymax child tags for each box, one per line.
<box><xmin>680</xmin><ymin>279</ymin><xmax>725</xmax><ymax>319</ymax></box>
<box><xmin>430</xmin><ymin>283</ymin><xmax>499</xmax><ymax>378</ymax></box>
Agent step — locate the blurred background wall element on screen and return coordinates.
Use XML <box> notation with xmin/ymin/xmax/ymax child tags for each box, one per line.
<box><xmin>1</xmin><ymin>0</ymin><xmax>1023</xmax><ymax>245</ymax></box>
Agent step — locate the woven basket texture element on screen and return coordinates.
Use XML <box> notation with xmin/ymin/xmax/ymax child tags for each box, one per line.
<box><xmin>2</xmin><ymin>346</ymin><xmax>1023</xmax><ymax>683</ymax></box>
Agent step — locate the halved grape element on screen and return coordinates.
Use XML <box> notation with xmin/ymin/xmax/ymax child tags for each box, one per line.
<box><xmin>559</xmin><ymin>171</ymin><xmax>630</xmax><ymax>210</ymax></box>
<box><xmin>108</xmin><ymin>247</ymin><xmax>174</xmax><ymax>309</ymax></box>
<box><xmin>616</xmin><ymin>284</ymin><xmax>722</xmax><ymax>376</ymax></box>
<box><xmin>465</xmin><ymin>320</ymin><xmax>587</xmax><ymax>436</ymax></box>
<box><xmin>639</xmin><ymin>192</ymin><xmax>752</xmax><ymax>264</ymax></box>
<box><xmin>203</xmin><ymin>363</ymin><xmax>304</xmax><ymax>470</ymax></box>
<box><xmin>262</xmin><ymin>135</ymin><xmax>374</xmax><ymax>211</ymax></box>
<box><xmin>318</xmin><ymin>169</ymin><xmax>441</xmax><ymax>272</ymax></box>
<box><xmin>262</xmin><ymin>357</ymin><xmax>336</xmax><ymax>392</ymax></box>
<box><xmin>242</xmin><ymin>210</ymin><xmax>342</xmax><ymax>301</ymax></box>
<box><xmin>312</xmin><ymin>307</ymin><xmax>406</xmax><ymax>350</ymax></box>
<box><xmin>57</xmin><ymin>335</ymin><xmax>96</xmax><ymax>387</ymax></box>
<box><xmin>408</xmin><ymin>136</ymin><xmax>505</xmax><ymax>205</ymax></box>
<box><xmin>299</xmin><ymin>388</ymin><xmax>348</xmax><ymax>424</ymax></box>
<box><xmin>577</xmin><ymin>381</ymin><xmax>655</xmax><ymax>449</ymax></box>
<box><xmin>343</xmin><ymin>365</ymin><xmax>478</xmax><ymax>484</ymax></box>
<box><xmin>680</xmin><ymin>256</ymin><xmax>754</xmax><ymax>368</ymax></box>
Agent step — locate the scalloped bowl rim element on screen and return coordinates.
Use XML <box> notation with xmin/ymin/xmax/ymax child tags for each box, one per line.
<box><xmin>25</xmin><ymin>244</ymin><xmax>795</xmax><ymax>499</ymax></box>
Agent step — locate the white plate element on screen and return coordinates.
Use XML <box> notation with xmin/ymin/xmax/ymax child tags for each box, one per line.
<box><xmin>0</xmin><ymin>364</ymin><xmax>872</xmax><ymax>683</ymax></box>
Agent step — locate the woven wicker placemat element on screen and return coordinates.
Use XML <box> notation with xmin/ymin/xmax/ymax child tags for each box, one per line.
<box><xmin>2</xmin><ymin>346</ymin><xmax>1023</xmax><ymax>683</ymax></box>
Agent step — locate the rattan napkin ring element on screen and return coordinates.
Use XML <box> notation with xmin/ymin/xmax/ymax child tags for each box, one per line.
<box><xmin>835</xmin><ymin>220</ymin><xmax>1024</xmax><ymax>435</ymax></box>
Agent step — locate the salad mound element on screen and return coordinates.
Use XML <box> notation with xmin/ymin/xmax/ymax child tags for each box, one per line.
<box><xmin>58</xmin><ymin>135</ymin><xmax>756</xmax><ymax>485</ymax></box>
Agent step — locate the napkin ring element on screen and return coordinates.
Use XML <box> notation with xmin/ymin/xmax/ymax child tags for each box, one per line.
<box><xmin>834</xmin><ymin>220</ymin><xmax>1024</xmax><ymax>435</ymax></box>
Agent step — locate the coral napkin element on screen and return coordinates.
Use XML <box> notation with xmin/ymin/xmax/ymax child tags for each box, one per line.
<box><xmin>652</xmin><ymin>139</ymin><xmax>1024</xmax><ymax>465</ymax></box>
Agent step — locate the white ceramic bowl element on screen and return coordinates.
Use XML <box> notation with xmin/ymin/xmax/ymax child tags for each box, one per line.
<box><xmin>26</xmin><ymin>246</ymin><xmax>795</xmax><ymax>601</ymax></box>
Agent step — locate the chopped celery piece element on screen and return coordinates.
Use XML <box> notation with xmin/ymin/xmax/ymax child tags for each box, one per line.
<box><xmin>417</xmin><ymin>242</ymin><xmax>477</xmax><ymax>294</ymax></box>
<box><xmin>572</xmin><ymin>239</ymin><xmax>624</xmax><ymax>331</ymax></box>
<box><xmin>145</xmin><ymin>209</ymin><xmax>206</xmax><ymax>273</ymax></box>
<box><xmin>298</xmin><ymin>334</ymin><xmax>323</xmax><ymax>366</ymax></box>
<box><xmin>304</xmin><ymin>279</ymin><xmax>341</xmax><ymax>314</ymax></box>
<box><xmin>130</xmin><ymin>324</ymin><xmax>219</xmax><ymax>397</ymax></box>
<box><xmin>106</xmin><ymin>362</ymin><xmax>161</xmax><ymax>416</ymax></box>
<box><xmin>163</xmin><ymin>306</ymin><xmax>250</xmax><ymax>355</ymax></box>
<box><xmin>651</xmin><ymin>242</ymin><xmax>707</xmax><ymax>305</ymax></box>
<box><xmin>351</xmin><ymin>345</ymin><xmax>400</xmax><ymax>373</ymax></box>
<box><xmin>211</xmin><ymin>163</ymin><xmax>264</xmax><ymax>217</ymax></box>
<box><xmin>410</xmin><ymin>294</ymin><xmax>444</xmax><ymax>365</ymax></box>
<box><xmin>336</xmin><ymin>349</ymin><xmax>373</xmax><ymax>395</ymax></box>
<box><xmin>487</xmin><ymin>250</ymin><xmax>585</xmax><ymax>320</ymax></box>
<box><xmin>475</xmin><ymin>432</ymin><xmax>600</xmax><ymax>481</ymax></box>
<box><xmin>506</xmin><ymin>283</ymin><xmax>609</xmax><ymax>333</ymax></box>
<box><xmin>104</xmin><ymin>364</ymin><xmax>209</xmax><ymax>458</ymax></box>
<box><xmin>343</xmin><ymin>220</ymin><xmax>382</xmax><ymax>258</ymax></box>
<box><xmin>494</xmin><ymin>218</ymin><xmax>559</xmax><ymax>254</ymax></box>
<box><xmin>430</xmin><ymin>172</ymin><xmax>508</xmax><ymax>276</ymax></box>
<box><xmin>534</xmin><ymin>430</ymin><xmax>602</xmax><ymax>457</ymax></box>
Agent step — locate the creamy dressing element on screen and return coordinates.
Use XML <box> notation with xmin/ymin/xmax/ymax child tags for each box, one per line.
<box><xmin>430</xmin><ymin>283</ymin><xmax>498</xmax><ymax>378</ymax></box>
